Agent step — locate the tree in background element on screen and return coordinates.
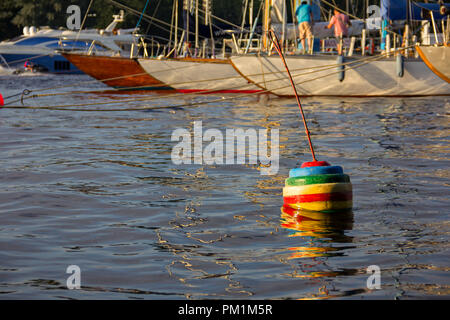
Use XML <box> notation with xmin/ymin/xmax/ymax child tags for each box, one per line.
<box><xmin>11</xmin><ymin>0</ymin><xmax>66</xmax><ymax>28</ymax></box>
<box><xmin>0</xmin><ymin>0</ymin><xmax>170</xmax><ymax>40</ymax></box>
<box><xmin>0</xmin><ymin>1</ymin><xmax>22</xmax><ymax>40</ymax></box>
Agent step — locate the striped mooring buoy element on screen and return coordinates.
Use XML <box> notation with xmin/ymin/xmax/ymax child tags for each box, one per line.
<box><xmin>283</xmin><ymin>161</ymin><xmax>352</xmax><ymax>212</ymax></box>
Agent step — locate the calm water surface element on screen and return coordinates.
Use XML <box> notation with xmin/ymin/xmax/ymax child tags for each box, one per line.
<box><xmin>0</xmin><ymin>74</ymin><xmax>449</xmax><ymax>299</ymax></box>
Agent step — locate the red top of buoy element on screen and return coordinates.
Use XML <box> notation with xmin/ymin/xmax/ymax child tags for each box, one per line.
<box><xmin>0</xmin><ymin>93</ymin><xmax>4</xmax><ymax>107</ymax></box>
<box><xmin>301</xmin><ymin>161</ymin><xmax>330</xmax><ymax>168</ymax></box>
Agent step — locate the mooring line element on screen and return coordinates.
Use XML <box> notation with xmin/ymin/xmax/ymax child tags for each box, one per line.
<box><xmin>1</xmin><ymin>43</ymin><xmax>415</xmax><ymax>111</ymax></box>
<box><xmin>6</xmin><ymin>43</ymin><xmax>412</xmax><ymax>107</ymax></box>
<box><xmin>1</xmin><ymin>52</ymin><xmax>398</xmax><ymax>111</ymax></box>
<box><xmin>269</xmin><ymin>30</ymin><xmax>317</xmax><ymax>161</ymax></box>
<box><xmin>13</xmin><ymin>48</ymin><xmax>397</xmax><ymax>106</ymax></box>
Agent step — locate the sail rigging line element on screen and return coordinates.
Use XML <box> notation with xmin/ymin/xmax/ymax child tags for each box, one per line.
<box><xmin>0</xmin><ymin>53</ymin><xmax>54</xmax><ymax>67</ymax></box>
<box><xmin>208</xmin><ymin>8</ymin><xmax>215</xmax><ymax>58</ymax></box>
<box><xmin>105</xmin><ymin>0</ymin><xmax>208</xmax><ymax>41</ymax></box>
<box><xmin>320</xmin><ymin>0</ymin><xmax>365</xmax><ymax>22</ymax></box>
<box><xmin>244</xmin><ymin>0</ymin><xmax>264</xmax><ymax>53</ymax></box>
<box><xmin>258</xmin><ymin>54</ymin><xmax>268</xmax><ymax>89</ymax></box>
<box><xmin>5</xmin><ymin>70</ymin><xmax>152</xmax><ymax>100</ymax></box>
<box><xmin>136</xmin><ymin>0</ymin><xmax>151</xmax><ymax>30</ymax></box>
<box><xmin>269</xmin><ymin>29</ymin><xmax>316</xmax><ymax>161</ymax></box>
<box><xmin>197</xmin><ymin>7</ymin><xmax>259</xmax><ymax>36</ymax></box>
<box><xmin>1</xmin><ymin>90</ymin><xmax>272</xmax><ymax>112</ymax></box>
<box><xmin>145</xmin><ymin>0</ymin><xmax>163</xmax><ymax>35</ymax></box>
<box><xmin>72</xmin><ymin>0</ymin><xmax>95</xmax><ymax>52</ymax></box>
<box><xmin>239</xmin><ymin>0</ymin><xmax>250</xmax><ymax>43</ymax></box>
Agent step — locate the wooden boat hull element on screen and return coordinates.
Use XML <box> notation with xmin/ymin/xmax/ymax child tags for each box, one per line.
<box><xmin>62</xmin><ymin>53</ymin><xmax>171</xmax><ymax>90</ymax></box>
<box><xmin>416</xmin><ymin>45</ymin><xmax>450</xmax><ymax>84</ymax></box>
<box><xmin>230</xmin><ymin>54</ymin><xmax>450</xmax><ymax>97</ymax></box>
<box><xmin>137</xmin><ymin>57</ymin><xmax>263</xmax><ymax>94</ymax></box>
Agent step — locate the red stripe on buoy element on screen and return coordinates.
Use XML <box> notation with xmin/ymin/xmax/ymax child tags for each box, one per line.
<box><xmin>301</xmin><ymin>161</ymin><xmax>331</xmax><ymax>168</ymax></box>
<box><xmin>283</xmin><ymin>192</ymin><xmax>353</xmax><ymax>203</ymax></box>
<box><xmin>0</xmin><ymin>93</ymin><xmax>4</xmax><ymax>107</ymax></box>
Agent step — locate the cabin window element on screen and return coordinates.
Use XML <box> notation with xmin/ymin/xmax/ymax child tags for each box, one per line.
<box><xmin>16</xmin><ymin>37</ymin><xmax>58</xmax><ymax>45</ymax></box>
<box><xmin>54</xmin><ymin>60</ymin><xmax>70</xmax><ymax>70</ymax></box>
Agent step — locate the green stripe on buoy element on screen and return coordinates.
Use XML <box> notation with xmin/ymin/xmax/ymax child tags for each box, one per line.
<box><xmin>285</xmin><ymin>174</ymin><xmax>350</xmax><ymax>186</ymax></box>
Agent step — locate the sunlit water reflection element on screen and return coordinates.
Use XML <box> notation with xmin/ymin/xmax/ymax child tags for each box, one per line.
<box><xmin>0</xmin><ymin>74</ymin><xmax>449</xmax><ymax>299</ymax></box>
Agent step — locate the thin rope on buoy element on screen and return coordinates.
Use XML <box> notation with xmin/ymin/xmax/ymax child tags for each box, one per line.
<box><xmin>269</xmin><ymin>29</ymin><xmax>317</xmax><ymax>162</ymax></box>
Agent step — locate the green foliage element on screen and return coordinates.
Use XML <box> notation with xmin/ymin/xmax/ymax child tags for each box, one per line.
<box><xmin>0</xmin><ymin>0</ymin><xmax>176</xmax><ymax>40</ymax></box>
<box><xmin>0</xmin><ymin>0</ymin><xmax>21</xmax><ymax>40</ymax></box>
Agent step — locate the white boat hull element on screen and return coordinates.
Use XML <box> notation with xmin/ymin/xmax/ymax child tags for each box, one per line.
<box><xmin>137</xmin><ymin>57</ymin><xmax>262</xmax><ymax>93</ymax></box>
<box><xmin>230</xmin><ymin>54</ymin><xmax>450</xmax><ymax>96</ymax></box>
<box><xmin>416</xmin><ymin>45</ymin><xmax>450</xmax><ymax>84</ymax></box>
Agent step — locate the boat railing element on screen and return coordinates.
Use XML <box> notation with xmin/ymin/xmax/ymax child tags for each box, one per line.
<box><xmin>87</xmin><ymin>40</ymin><xmax>97</xmax><ymax>56</ymax></box>
<box><xmin>130</xmin><ymin>36</ymin><xmax>163</xmax><ymax>59</ymax></box>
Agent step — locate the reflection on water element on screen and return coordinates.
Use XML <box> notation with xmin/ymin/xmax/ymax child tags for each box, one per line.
<box><xmin>281</xmin><ymin>206</ymin><xmax>355</xmax><ymax>267</ymax></box>
<box><xmin>281</xmin><ymin>206</ymin><xmax>354</xmax><ymax>246</ymax></box>
<box><xmin>279</xmin><ymin>206</ymin><xmax>361</xmax><ymax>299</ymax></box>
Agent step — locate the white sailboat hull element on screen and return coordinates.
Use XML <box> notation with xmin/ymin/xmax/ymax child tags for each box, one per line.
<box><xmin>137</xmin><ymin>57</ymin><xmax>262</xmax><ymax>93</ymax></box>
<box><xmin>416</xmin><ymin>45</ymin><xmax>450</xmax><ymax>84</ymax></box>
<box><xmin>230</xmin><ymin>54</ymin><xmax>450</xmax><ymax>96</ymax></box>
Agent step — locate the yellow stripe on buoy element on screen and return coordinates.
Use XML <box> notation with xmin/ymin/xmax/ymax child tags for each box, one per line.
<box><xmin>282</xmin><ymin>183</ymin><xmax>352</xmax><ymax>197</ymax></box>
<box><xmin>286</xmin><ymin>200</ymin><xmax>353</xmax><ymax>211</ymax></box>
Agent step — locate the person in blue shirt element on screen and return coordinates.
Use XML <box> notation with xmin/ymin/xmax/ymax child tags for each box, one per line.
<box><xmin>295</xmin><ymin>1</ymin><xmax>314</xmax><ymax>53</ymax></box>
<box><xmin>24</xmin><ymin>59</ymin><xmax>34</xmax><ymax>71</ymax></box>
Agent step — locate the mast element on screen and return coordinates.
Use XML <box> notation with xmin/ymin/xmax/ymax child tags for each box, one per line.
<box><xmin>195</xmin><ymin>0</ymin><xmax>199</xmax><ymax>56</ymax></box>
<box><xmin>291</xmin><ymin>0</ymin><xmax>298</xmax><ymax>49</ymax></box>
<box><xmin>249</xmin><ymin>0</ymin><xmax>254</xmax><ymax>31</ymax></box>
<box><xmin>364</xmin><ymin>0</ymin><xmax>368</xmax><ymax>20</ymax></box>
<box><xmin>184</xmin><ymin>0</ymin><xmax>190</xmax><ymax>55</ymax></box>
<box><xmin>202</xmin><ymin>0</ymin><xmax>214</xmax><ymax>57</ymax></box>
<box><xmin>240</xmin><ymin>0</ymin><xmax>249</xmax><ymax>42</ymax></box>
<box><xmin>405</xmin><ymin>0</ymin><xmax>411</xmax><ymax>56</ymax></box>
<box><xmin>175</xmin><ymin>0</ymin><xmax>178</xmax><ymax>57</ymax></box>
<box><xmin>406</xmin><ymin>0</ymin><xmax>411</xmax><ymax>24</ymax></box>
<box><xmin>263</xmin><ymin>0</ymin><xmax>271</xmax><ymax>51</ymax></box>
<box><xmin>169</xmin><ymin>0</ymin><xmax>175</xmax><ymax>53</ymax></box>
<box><xmin>282</xmin><ymin>0</ymin><xmax>286</xmax><ymax>51</ymax></box>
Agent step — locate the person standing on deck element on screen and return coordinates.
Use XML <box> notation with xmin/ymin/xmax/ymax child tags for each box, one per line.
<box><xmin>24</xmin><ymin>59</ymin><xmax>33</xmax><ymax>71</ymax></box>
<box><xmin>295</xmin><ymin>1</ymin><xmax>314</xmax><ymax>54</ymax></box>
<box><xmin>380</xmin><ymin>19</ymin><xmax>389</xmax><ymax>51</ymax></box>
<box><xmin>326</xmin><ymin>9</ymin><xmax>352</xmax><ymax>55</ymax></box>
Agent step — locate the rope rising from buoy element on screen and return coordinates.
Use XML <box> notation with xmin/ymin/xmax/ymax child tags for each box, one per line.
<box><xmin>268</xmin><ymin>29</ymin><xmax>317</xmax><ymax>162</ymax></box>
